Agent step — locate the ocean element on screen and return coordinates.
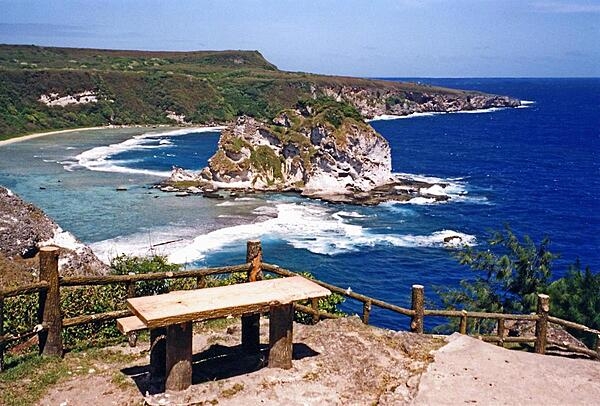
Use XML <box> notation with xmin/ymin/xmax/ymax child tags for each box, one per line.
<box><xmin>0</xmin><ymin>78</ymin><xmax>598</xmax><ymax>330</ymax></box>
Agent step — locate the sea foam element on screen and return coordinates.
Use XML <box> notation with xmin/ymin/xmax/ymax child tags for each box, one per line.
<box><xmin>165</xmin><ymin>202</ymin><xmax>475</xmax><ymax>264</ymax></box>
<box><xmin>67</xmin><ymin>127</ymin><xmax>224</xmax><ymax>176</ymax></box>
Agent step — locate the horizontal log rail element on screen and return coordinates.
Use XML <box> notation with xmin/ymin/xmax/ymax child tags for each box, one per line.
<box><xmin>60</xmin><ymin>264</ymin><xmax>251</xmax><ymax>287</ymax></box>
<box><xmin>2</xmin><ymin>241</ymin><xmax>599</xmax><ymax>373</ymax></box>
<box><xmin>548</xmin><ymin>316</ymin><xmax>600</xmax><ymax>336</ymax></box>
<box><xmin>294</xmin><ymin>303</ymin><xmax>340</xmax><ymax>321</ymax></box>
<box><xmin>424</xmin><ymin>309</ymin><xmax>539</xmax><ymax>321</ymax></box>
<box><xmin>481</xmin><ymin>336</ymin><xmax>536</xmax><ymax>344</ymax></box>
<box><xmin>264</xmin><ymin>263</ymin><xmax>415</xmax><ymax>317</ymax></box>
<box><xmin>547</xmin><ymin>339</ymin><xmax>600</xmax><ymax>359</ymax></box>
<box><xmin>0</xmin><ymin>324</ymin><xmax>47</xmax><ymax>346</ymax></box>
<box><xmin>62</xmin><ymin>310</ymin><xmax>133</xmax><ymax>328</ymax></box>
<box><xmin>0</xmin><ymin>281</ymin><xmax>49</xmax><ymax>298</ymax></box>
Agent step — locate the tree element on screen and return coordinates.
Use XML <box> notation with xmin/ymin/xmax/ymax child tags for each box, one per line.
<box><xmin>547</xmin><ymin>260</ymin><xmax>600</xmax><ymax>346</ymax></box>
<box><xmin>440</xmin><ymin>225</ymin><xmax>556</xmax><ymax>315</ymax></box>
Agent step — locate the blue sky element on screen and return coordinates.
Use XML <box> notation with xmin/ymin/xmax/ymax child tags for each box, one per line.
<box><xmin>0</xmin><ymin>0</ymin><xmax>598</xmax><ymax>77</ymax></box>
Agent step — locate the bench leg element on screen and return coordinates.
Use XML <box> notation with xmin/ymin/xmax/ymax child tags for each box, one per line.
<box><xmin>150</xmin><ymin>327</ymin><xmax>166</xmax><ymax>380</ymax></box>
<box><xmin>165</xmin><ymin>322</ymin><xmax>193</xmax><ymax>391</ymax></box>
<box><xmin>268</xmin><ymin>303</ymin><xmax>293</xmax><ymax>369</ymax></box>
<box><xmin>242</xmin><ymin>314</ymin><xmax>260</xmax><ymax>353</ymax></box>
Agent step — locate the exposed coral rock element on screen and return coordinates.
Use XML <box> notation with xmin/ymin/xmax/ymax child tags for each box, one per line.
<box><xmin>162</xmin><ymin>101</ymin><xmax>455</xmax><ymax>205</ymax></box>
<box><xmin>320</xmin><ymin>85</ymin><xmax>520</xmax><ymax>119</ymax></box>
<box><xmin>0</xmin><ymin>186</ymin><xmax>108</xmax><ymax>278</ymax></box>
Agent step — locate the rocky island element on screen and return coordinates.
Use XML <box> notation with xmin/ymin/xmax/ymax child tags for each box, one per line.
<box><xmin>163</xmin><ymin>99</ymin><xmax>468</xmax><ymax>205</ymax></box>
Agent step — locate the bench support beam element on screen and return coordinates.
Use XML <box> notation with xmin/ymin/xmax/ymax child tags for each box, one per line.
<box><xmin>165</xmin><ymin>322</ymin><xmax>192</xmax><ymax>391</ymax></box>
<box><xmin>268</xmin><ymin>303</ymin><xmax>293</xmax><ymax>369</ymax></box>
<box><xmin>150</xmin><ymin>327</ymin><xmax>166</xmax><ymax>380</ymax></box>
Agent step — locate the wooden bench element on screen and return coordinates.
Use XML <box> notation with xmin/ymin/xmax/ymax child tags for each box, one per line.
<box><xmin>121</xmin><ymin>276</ymin><xmax>330</xmax><ymax>391</ymax></box>
<box><xmin>116</xmin><ymin>316</ymin><xmax>147</xmax><ymax>346</ymax></box>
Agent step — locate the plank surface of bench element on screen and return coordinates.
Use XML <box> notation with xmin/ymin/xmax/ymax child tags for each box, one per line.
<box><xmin>117</xmin><ymin>315</ymin><xmax>146</xmax><ymax>334</ymax></box>
<box><xmin>127</xmin><ymin>276</ymin><xmax>330</xmax><ymax>329</ymax></box>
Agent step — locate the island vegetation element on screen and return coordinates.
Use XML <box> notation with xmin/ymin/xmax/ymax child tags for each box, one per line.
<box><xmin>0</xmin><ymin>44</ymin><xmax>519</xmax><ymax>139</ymax></box>
<box><xmin>439</xmin><ymin>226</ymin><xmax>600</xmax><ymax>346</ymax></box>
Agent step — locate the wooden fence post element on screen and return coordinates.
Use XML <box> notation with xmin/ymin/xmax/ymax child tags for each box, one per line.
<box><xmin>497</xmin><ymin>319</ymin><xmax>505</xmax><ymax>347</ymax></box>
<box><xmin>410</xmin><ymin>285</ymin><xmax>424</xmax><ymax>334</ymax></box>
<box><xmin>311</xmin><ymin>298</ymin><xmax>320</xmax><ymax>324</ymax></box>
<box><xmin>38</xmin><ymin>246</ymin><xmax>63</xmax><ymax>357</ymax></box>
<box><xmin>534</xmin><ymin>294</ymin><xmax>550</xmax><ymax>354</ymax></box>
<box><xmin>242</xmin><ymin>240</ymin><xmax>262</xmax><ymax>353</ymax></box>
<box><xmin>196</xmin><ymin>275</ymin><xmax>207</xmax><ymax>289</ymax></box>
<box><xmin>459</xmin><ymin>310</ymin><xmax>467</xmax><ymax>335</ymax></box>
<box><xmin>362</xmin><ymin>300</ymin><xmax>372</xmax><ymax>325</ymax></box>
<box><xmin>125</xmin><ymin>281</ymin><xmax>138</xmax><ymax>347</ymax></box>
<box><xmin>0</xmin><ymin>294</ymin><xmax>4</xmax><ymax>372</ymax></box>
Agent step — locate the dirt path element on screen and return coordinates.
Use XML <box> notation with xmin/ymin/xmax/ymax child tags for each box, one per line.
<box><xmin>413</xmin><ymin>333</ymin><xmax>600</xmax><ymax>405</ymax></box>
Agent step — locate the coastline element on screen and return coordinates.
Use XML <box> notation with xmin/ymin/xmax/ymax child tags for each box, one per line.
<box><xmin>0</xmin><ymin>124</ymin><xmax>227</xmax><ymax>147</ymax></box>
<box><xmin>0</xmin><ymin>126</ymin><xmax>113</xmax><ymax>147</ymax></box>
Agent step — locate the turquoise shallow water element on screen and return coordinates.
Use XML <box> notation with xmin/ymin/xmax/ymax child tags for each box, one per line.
<box><xmin>1</xmin><ymin>78</ymin><xmax>598</xmax><ymax>330</ymax></box>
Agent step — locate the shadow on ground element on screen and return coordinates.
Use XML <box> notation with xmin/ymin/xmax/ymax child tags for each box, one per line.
<box><xmin>122</xmin><ymin>343</ymin><xmax>319</xmax><ymax>395</ymax></box>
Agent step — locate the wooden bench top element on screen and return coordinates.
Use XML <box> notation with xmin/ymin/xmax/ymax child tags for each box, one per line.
<box><xmin>126</xmin><ymin>276</ymin><xmax>331</xmax><ymax>329</ymax></box>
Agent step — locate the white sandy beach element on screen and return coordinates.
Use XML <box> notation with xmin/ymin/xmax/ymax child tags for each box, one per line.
<box><xmin>0</xmin><ymin>126</ymin><xmax>110</xmax><ymax>147</ymax></box>
<box><xmin>0</xmin><ymin>124</ymin><xmax>227</xmax><ymax>147</ymax></box>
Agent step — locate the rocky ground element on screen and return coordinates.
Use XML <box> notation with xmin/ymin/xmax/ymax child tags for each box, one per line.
<box><xmin>34</xmin><ymin>316</ymin><xmax>600</xmax><ymax>406</ymax></box>
<box><xmin>38</xmin><ymin>317</ymin><xmax>444</xmax><ymax>405</ymax></box>
<box><xmin>0</xmin><ymin>186</ymin><xmax>107</xmax><ymax>287</ymax></box>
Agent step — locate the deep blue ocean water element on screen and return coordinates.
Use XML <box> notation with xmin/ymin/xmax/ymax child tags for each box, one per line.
<box><xmin>0</xmin><ymin>78</ymin><xmax>598</xmax><ymax>330</ymax></box>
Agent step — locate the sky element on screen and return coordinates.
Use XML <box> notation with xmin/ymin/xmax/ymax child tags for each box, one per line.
<box><xmin>0</xmin><ymin>0</ymin><xmax>598</xmax><ymax>77</ymax></box>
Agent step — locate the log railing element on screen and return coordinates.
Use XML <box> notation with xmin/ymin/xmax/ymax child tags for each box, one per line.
<box><xmin>1</xmin><ymin>241</ymin><xmax>599</xmax><ymax>372</ymax></box>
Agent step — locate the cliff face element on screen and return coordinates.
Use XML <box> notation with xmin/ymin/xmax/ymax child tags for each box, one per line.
<box><xmin>0</xmin><ymin>187</ymin><xmax>108</xmax><ymax>284</ymax></box>
<box><xmin>164</xmin><ymin>100</ymin><xmax>452</xmax><ymax>205</ymax></box>
<box><xmin>320</xmin><ymin>85</ymin><xmax>520</xmax><ymax>118</ymax></box>
<box><xmin>196</xmin><ymin>101</ymin><xmax>393</xmax><ymax>197</ymax></box>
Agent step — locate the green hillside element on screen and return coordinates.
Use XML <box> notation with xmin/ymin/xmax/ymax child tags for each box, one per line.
<box><xmin>0</xmin><ymin>44</ymin><xmax>477</xmax><ymax>140</ymax></box>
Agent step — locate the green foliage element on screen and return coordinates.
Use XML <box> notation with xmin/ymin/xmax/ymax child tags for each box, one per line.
<box><xmin>439</xmin><ymin>226</ymin><xmax>599</xmax><ymax>341</ymax></box>
<box><xmin>250</xmin><ymin>145</ymin><xmax>283</xmax><ymax>182</ymax></box>
<box><xmin>110</xmin><ymin>254</ymin><xmax>180</xmax><ymax>296</ymax></box>
<box><xmin>441</xmin><ymin>226</ymin><xmax>555</xmax><ymax>315</ymax></box>
<box><xmin>547</xmin><ymin>260</ymin><xmax>600</xmax><ymax>347</ymax></box>
<box><xmin>293</xmin><ymin>272</ymin><xmax>346</xmax><ymax>324</ymax></box>
<box><xmin>297</xmin><ymin>97</ymin><xmax>363</xmax><ymax>128</ymax></box>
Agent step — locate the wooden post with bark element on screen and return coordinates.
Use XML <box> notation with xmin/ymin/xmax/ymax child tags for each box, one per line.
<box><xmin>165</xmin><ymin>322</ymin><xmax>193</xmax><ymax>391</ymax></box>
<box><xmin>196</xmin><ymin>275</ymin><xmax>206</xmax><ymax>289</ymax></box>
<box><xmin>459</xmin><ymin>310</ymin><xmax>468</xmax><ymax>334</ymax></box>
<box><xmin>125</xmin><ymin>280</ymin><xmax>137</xmax><ymax>347</ymax></box>
<box><xmin>497</xmin><ymin>318</ymin><xmax>505</xmax><ymax>347</ymax></box>
<box><xmin>150</xmin><ymin>328</ymin><xmax>167</xmax><ymax>380</ymax></box>
<box><xmin>534</xmin><ymin>294</ymin><xmax>550</xmax><ymax>354</ymax></box>
<box><xmin>311</xmin><ymin>297</ymin><xmax>320</xmax><ymax>324</ymax></box>
<box><xmin>268</xmin><ymin>303</ymin><xmax>293</xmax><ymax>369</ymax></box>
<box><xmin>410</xmin><ymin>285</ymin><xmax>424</xmax><ymax>334</ymax></box>
<box><xmin>362</xmin><ymin>300</ymin><xmax>372</xmax><ymax>325</ymax></box>
<box><xmin>38</xmin><ymin>246</ymin><xmax>63</xmax><ymax>357</ymax></box>
<box><xmin>241</xmin><ymin>240</ymin><xmax>262</xmax><ymax>353</ymax></box>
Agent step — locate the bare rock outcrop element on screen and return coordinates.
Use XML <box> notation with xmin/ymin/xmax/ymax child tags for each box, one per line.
<box><xmin>162</xmin><ymin>101</ymin><xmax>455</xmax><ymax>205</ymax></box>
<box><xmin>321</xmin><ymin>85</ymin><xmax>521</xmax><ymax>119</ymax></box>
<box><xmin>0</xmin><ymin>186</ymin><xmax>108</xmax><ymax>281</ymax></box>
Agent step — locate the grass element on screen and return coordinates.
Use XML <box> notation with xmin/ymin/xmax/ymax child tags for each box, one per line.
<box><xmin>0</xmin><ymin>348</ymin><xmax>141</xmax><ymax>406</ymax></box>
<box><xmin>220</xmin><ymin>382</ymin><xmax>244</xmax><ymax>398</ymax></box>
